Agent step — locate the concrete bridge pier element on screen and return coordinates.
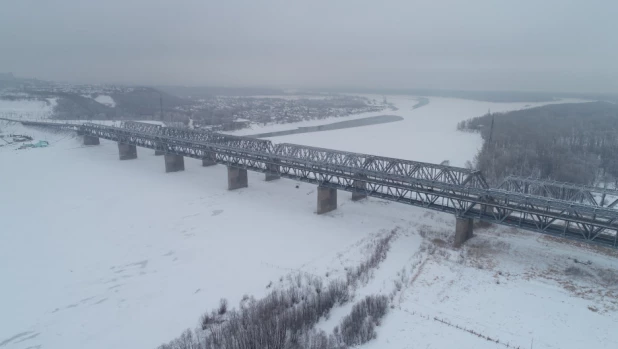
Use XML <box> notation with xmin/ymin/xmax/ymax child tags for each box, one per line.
<box><xmin>453</xmin><ymin>216</ymin><xmax>473</xmax><ymax>247</ymax></box>
<box><xmin>202</xmin><ymin>152</ymin><xmax>217</xmax><ymax>167</ymax></box>
<box><xmin>265</xmin><ymin>162</ymin><xmax>280</xmax><ymax>181</ymax></box>
<box><xmin>164</xmin><ymin>154</ymin><xmax>185</xmax><ymax>172</ymax></box>
<box><xmin>228</xmin><ymin>166</ymin><xmax>248</xmax><ymax>190</ymax></box>
<box><xmin>83</xmin><ymin>135</ymin><xmax>100</xmax><ymax>145</ymax></box>
<box><xmin>118</xmin><ymin>143</ymin><xmax>137</xmax><ymax>160</ymax></box>
<box><xmin>317</xmin><ymin>186</ymin><xmax>337</xmax><ymax>214</ymax></box>
<box><xmin>351</xmin><ymin>175</ymin><xmax>367</xmax><ymax>201</ymax></box>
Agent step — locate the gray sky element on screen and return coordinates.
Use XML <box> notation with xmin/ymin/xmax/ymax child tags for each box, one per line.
<box><xmin>1</xmin><ymin>0</ymin><xmax>617</xmax><ymax>93</ymax></box>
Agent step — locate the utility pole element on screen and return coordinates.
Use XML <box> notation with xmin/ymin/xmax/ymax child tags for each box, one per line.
<box><xmin>159</xmin><ymin>93</ymin><xmax>164</xmax><ymax>122</ymax></box>
<box><xmin>488</xmin><ymin>109</ymin><xmax>495</xmax><ymax>144</ymax></box>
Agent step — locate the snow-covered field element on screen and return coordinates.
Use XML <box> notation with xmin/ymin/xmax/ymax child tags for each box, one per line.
<box><xmin>2</xmin><ymin>96</ymin><xmax>617</xmax><ymax>349</ymax></box>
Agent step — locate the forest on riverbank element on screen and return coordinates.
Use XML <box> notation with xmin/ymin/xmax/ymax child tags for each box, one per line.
<box><xmin>458</xmin><ymin>101</ymin><xmax>618</xmax><ymax>186</ymax></box>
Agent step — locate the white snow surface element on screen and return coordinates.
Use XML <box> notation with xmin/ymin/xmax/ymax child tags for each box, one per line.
<box><xmin>0</xmin><ymin>98</ymin><xmax>56</xmax><ymax>120</ymax></box>
<box><xmin>94</xmin><ymin>95</ymin><xmax>116</xmax><ymax>108</ymax></box>
<box><xmin>2</xmin><ymin>96</ymin><xmax>617</xmax><ymax>349</ymax></box>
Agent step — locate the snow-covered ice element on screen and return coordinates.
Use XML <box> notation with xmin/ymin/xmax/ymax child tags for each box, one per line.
<box><xmin>228</xmin><ymin>96</ymin><xmax>589</xmax><ymax>167</ymax></box>
<box><xmin>1</xmin><ymin>96</ymin><xmax>616</xmax><ymax>349</ymax></box>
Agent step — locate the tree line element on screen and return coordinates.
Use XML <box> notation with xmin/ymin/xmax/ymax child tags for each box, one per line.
<box><xmin>457</xmin><ymin>101</ymin><xmax>618</xmax><ymax>186</ymax></box>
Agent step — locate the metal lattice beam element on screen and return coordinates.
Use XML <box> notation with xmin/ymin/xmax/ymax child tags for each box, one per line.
<box><xmin>273</xmin><ymin>143</ymin><xmax>489</xmax><ymax>188</ymax></box>
<box><xmin>499</xmin><ymin>176</ymin><xmax>618</xmax><ymax>209</ymax></box>
<box><xmin>121</xmin><ymin>121</ymin><xmax>274</xmax><ymax>153</ymax></box>
<box><xmin>121</xmin><ymin>121</ymin><xmax>162</xmax><ymax>134</ymax></box>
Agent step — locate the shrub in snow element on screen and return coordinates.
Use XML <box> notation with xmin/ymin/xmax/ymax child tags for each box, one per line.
<box><xmin>337</xmin><ymin>295</ymin><xmax>389</xmax><ymax>347</ymax></box>
<box><xmin>157</xmin><ymin>230</ymin><xmax>398</xmax><ymax>349</ymax></box>
<box><xmin>218</xmin><ymin>298</ymin><xmax>228</xmax><ymax>315</ymax></box>
<box><xmin>162</xmin><ymin>279</ymin><xmax>349</xmax><ymax>349</ymax></box>
<box><xmin>346</xmin><ymin>229</ymin><xmax>397</xmax><ymax>286</ymax></box>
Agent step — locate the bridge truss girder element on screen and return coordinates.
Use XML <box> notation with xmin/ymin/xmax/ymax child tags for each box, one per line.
<box><xmin>79</xmin><ymin>123</ymin><xmax>618</xmax><ymax>248</ymax></box>
<box><xmin>120</xmin><ymin>121</ymin><xmax>274</xmax><ymax>153</ymax></box>
<box><xmin>273</xmin><ymin>143</ymin><xmax>489</xmax><ymax>189</ymax></box>
<box><xmin>499</xmin><ymin>176</ymin><xmax>618</xmax><ymax>209</ymax></box>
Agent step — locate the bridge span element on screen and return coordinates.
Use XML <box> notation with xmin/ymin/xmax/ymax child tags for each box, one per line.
<box><xmin>15</xmin><ymin>119</ymin><xmax>618</xmax><ymax>249</ymax></box>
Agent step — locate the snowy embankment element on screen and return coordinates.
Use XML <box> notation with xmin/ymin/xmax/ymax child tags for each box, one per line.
<box><xmin>2</xmin><ymin>96</ymin><xmax>616</xmax><ymax>349</ymax></box>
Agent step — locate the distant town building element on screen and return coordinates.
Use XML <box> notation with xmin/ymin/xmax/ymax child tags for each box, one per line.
<box><xmin>219</xmin><ymin>119</ymin><xmax>250</xmax><ymax>131</ymax></box>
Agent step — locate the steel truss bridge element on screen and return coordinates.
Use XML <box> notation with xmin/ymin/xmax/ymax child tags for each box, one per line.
<box><xmin>499</xmin><ymin>176</ymin><xmax>618</xmax><ymax>209</ymax></box>
<box><xmin>15</xmin><ymin>119</ymin><xmax>618</xmax><ymax>248</ymax></box>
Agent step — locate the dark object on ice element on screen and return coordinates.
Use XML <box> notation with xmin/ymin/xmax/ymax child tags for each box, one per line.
<box><xmin>10</xmin><ymin>134</ymin><xmax>33</xmax><ymax>142</ymax></box>
<box><xmin>573</xmin><ymin>258</ymin><xmax>592</xmax><ymax>266</ymax></box>
<box><xmin>295</xmin><ymin>185</ymin><xmax>299</xmax><ymax>189</ymax></box>
<box><xmin>18</xmin><ymin>140</ymin><xmax>49</xmax><ymax>150</ymax></box>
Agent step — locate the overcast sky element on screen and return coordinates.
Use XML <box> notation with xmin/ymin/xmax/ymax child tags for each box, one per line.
<box><xmin>1</xmin><ymin>0</ymin><xmax>617</xmax><ymax>93</ymax></box>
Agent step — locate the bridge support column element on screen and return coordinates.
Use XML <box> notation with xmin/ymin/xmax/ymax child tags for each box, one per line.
<box><xmin>265</xmin><ymin>162</ymin><xmax>280</xmax><ymax>181</ymax></box>
<box><xmin>202</xmin><ymin>152</ymin><xmax>217</xmax><ymax>167</ymax></box>
<box><xmin>83</xmin><ymin>135</ymin><xmax>100</xmax><ymax>145</ymax></box>
<box><xmin>317</xmin><ymin>186</ymin><xmax>337</xmax><ymax>214</ymax></box>
<box><xmin>164</xmin><ymin>154</ymin><xmax>185</xmax><ymax>173</ymax></box>
<box><xmin>454</xmin><ymin>217</ymin><xmax>473</xmax><ymax>248</ymax></box>
<box><xmin>228</xmin><ymin>166</ymin><xmax>248</xmax><ymax>190</ymax></box>
<box><xmin>351</xmin><ymin>175</ymin><xmax>367</xmax><ymax>201</ymax></box>
<box><xmin>118</xmin><ymin>143</ymin><xmax>137</xmax><ymax>160</ymax></box>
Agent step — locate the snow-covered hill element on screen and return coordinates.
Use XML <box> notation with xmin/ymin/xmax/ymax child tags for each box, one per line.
<box><xmin>1</xmin><ymin>97</ymin><xmax>616</xmax><ymax>349</ymax></box>
<box><xmin>0</xmin><ymin>98</ymin><xmax>56</xmax><ymax>120</ymax></box>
